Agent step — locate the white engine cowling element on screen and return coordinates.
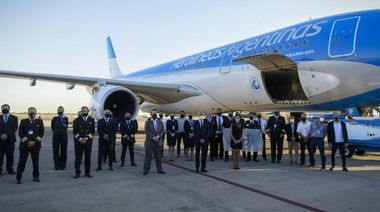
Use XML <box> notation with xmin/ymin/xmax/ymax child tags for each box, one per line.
<box><xmin>89</xmin><ymin>85</ymin><xmax>139</xmax><ymax>122</ymax></box>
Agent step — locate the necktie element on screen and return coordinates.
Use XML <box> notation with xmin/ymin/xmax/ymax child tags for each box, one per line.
<box><xmin>218</xmin><ymin>116</ymin><xmax>221</xmax><ymax>130</ymax></box>
<box><xmin>200</xmin><ymin>120</ymin><xmax>203</xmax><ymax>129</ymax></box>
<box><xmin>4</xmin><ymin>116</ymin><xmax>8</xmax><ymax>123</ymax></box>
<box><xmin>258</xmin><ymin>118</ymin><xmax>261</xmax><ymax>128</ymax></box>
<box><xmin>250</xmin><ymin>120</ymin><xmax>253</xmax><ymax>125</ymax></box>
<box><xmin>83</xmin><ymin>117</ymin><xmax>86</xmax><ymax>122</ymax></box>
<box><xmin>154</xmin><ymin>120</ymin><xmax>157</xmax><ymax>131</ymax></box>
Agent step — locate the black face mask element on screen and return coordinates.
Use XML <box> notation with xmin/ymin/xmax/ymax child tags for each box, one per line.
<box><xmin>217</xmin><ymin>112</ymin><xmax>222</xmax><ymax>116</ymax></box>
<box><xmin>82</xmin><ymin>113</ymin><xmax>88</xmax><ymax>117</ymax></box>
<box><xmin>105</xmin><ymin>114</ymin><xmax>110</xmax><ymax>118</ymax></box>
<box><xmin>249</xmin><ymin>117</ymin><xmax>253</xmax><ymax>120</ymax></box>
<box><xmin>58</xmin><ymin>111</ymin><xmax>63</xmax><ymax>116</ymax></box>
<box><xmin>274</xmin><ymin>112</ymin><xmax>279</xmax><ymax>116</ymax></box>
<box><xmin>29</xmin><ymin>113</ymin><xmax>35</xmax><ymax>119</ymax></box>
<box><xmin>301</xmin><ymin>117</ymin><xmax>306</xmax><ymax>121</ymax></box>
<box><xmin>257</xmin><ymin>115</ymin><xmax>262</xmax><ymax>118</ymax></box>
<box><xmin>188</xmin><ymin>115</ymin><xmax>193</xmax><ymax>119</ymax></box>
<box><xmin>2</xmin><ymin>109</ymin><xmax>9</xmax><ymax>114</ymax></box>
<box><xmin>170</xmin><ymin>115</ymin><xmax>174</xmax><ymax>120</ymax></box>
<box><xmin>152</xmin><ymin>114</ymin><xmax>157</xmax><ymax>119</ymax></box>
<box><xmin>180</xmin><ymin>114</ymin><xmax>185</xmax><ymax>118</ymax></box>
<box><xmin>334</xmin><ymin>117</ymin><xmax>339</xmax><ymax>121</ymax></box>
<box><xmin>228</xmin><ymin>114</ymin><xmax>233</xmax><ymax>118</ymax></box>
<box><xmin>126</xmin><ymin>116</ymin><xmax>131</xmax><ymax>120</ymax></box>
<box><xmin>159</xmin><ymin>115</ymin><xmax>163</xmax><ymax>118</ymax></box>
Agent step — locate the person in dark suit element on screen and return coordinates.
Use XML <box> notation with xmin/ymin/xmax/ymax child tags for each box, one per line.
<box><xmin>212</xmin><ymin>108</ymin><xmax>227</xmax><ymax>160</ymax></box>
<box><xmin>222</xmin><ymin>111</ymin><xmax>234</xmax><ymax>161</ymax></box>
<box><xmin>184</xmin><ymin>113</ymin><xmax>195</xmax><ymax>161</ymax></box>
<box><xmin>0</xmin><ymin>104</ymin><xmax>18</xmax><ymax>175</ymax></box>
<box><xmin>285</xmin><ymin>115</ymin><xmax>299</xmax><ymax>164</ymax></box>
<box><xmin>266</xmin><ymin>109</ymin><xmax>286</xmax><ymax>163</ymax></box>
<box><xmin>143</xmin><ymin>109</ymin><xmax>166</xmax><ymax>175</ymax></box>
<box><xmin>194</xmin><ymin>112</ymin><xmax>209</xmax><ymax>173</ymax></box>
<box><xmin>244</xmin><ymin>112</ymin><xmax>260</xmax><ymax>162</ymax></box>
<box><xmin>73</xmin><ymin>106</ymin><xmax>95</xmax><ymax>179</ymax></box>
<box><xmin>327</xmin><ymin>112</ymin><xmax>349</xmax><ymax>172</ymax></box>
<box><xmin>119</xmin><ymin>112</ymin><xmax>137</xmax><ymax>167</ymax></box>
<box><xmin>206</xmin><ymin>112</ymin><xmax>215</xmax><ymax>161</ymax></box>
<box><xmin>110</xmin><ymin>111</ymin><xmax>118</xmax><ymax>163</ymax></box>
<box><xmin>230</xmin><ymin>114</ymin><xmax>244</xmax><ymax>169</ymax></box>
<box><xmin>166</xmin><ymin>112</ymin><xmax>178</xmax><ymax>161</ymax></box>
<box><xmin>51</xmin><ymin>106</ymin><xmax>69</xmax><ymax>170</ymax></box>
<box><xmin>96</xmin><ymin>109</ymin><xmax>117</xmax><ymax>171</ymax></box>
<box><xmin>16</xmin><ymin>107</ymin><xmax>44</xmax><ymax>184</ymax></box>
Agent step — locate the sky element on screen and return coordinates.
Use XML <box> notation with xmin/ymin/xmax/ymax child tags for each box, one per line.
<box><xmin>0</xmin><ymin>0</ymin><xmax>379</xmax><ymax>113</ymax></box>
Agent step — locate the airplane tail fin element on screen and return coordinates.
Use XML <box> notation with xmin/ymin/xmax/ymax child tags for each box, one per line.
<box><xmin>106</xmin><ymin>36</ymin><xmax>123</xmax><ymax>78</ymax></box>
<box><xmin>346</xmin><ymin>107</ymin><xmax>360</xmax><ymax>119</ymax></box>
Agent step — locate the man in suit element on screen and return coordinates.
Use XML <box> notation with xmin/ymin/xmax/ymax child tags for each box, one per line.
<box><xmin>244</xmin><ymin>112</ymin><xmax>260</xmax><ymax>162</ymax></box>
<box><xmin>194</xmin><ymin>112</ymin><xmax>209</xmax><ymax>173</ymax></box>
<box><xmin>96</xmin><ymin>109</ymin><xmax>117</xmax><ymax>171</ymax></box>
<box><xmin>73</xmin><ymin>106</ymin><xmax>95</xmax><ymax>179</ymax></box>
<box><xmin>327</xmin><ymin>112</ymin><xmax>349</xmax><ymax>172</ymax></box>
<box><xmin>16</xmin><ymin>107</ymin><xmax>44</xmax><ymax>184</ymax></box>
<box><xmin>143</xmin><ymin>109</ymin><xmax>166</xmax><ymax>175</ymax></box>
<box><xmin>266</xmin><ymin>109</ymin><xmax>286</xmax><ymax>163</ymax></box>
<box><xmin>0</xmin><ymin>104</ymin><xmax>18</xmax><ymax>175</ymax></box>
<box><xmin>119</xmin><ymin>112</ymin><xmax>137</xmax><ymax>167</ymax></box>
<box><xmin>212</xmin><ymin>108</ymin><xmax>227</xmax><ymax>160</ymax></box>
<box><xmin>222</xmin><ymin>111</ymin><xmax>234</xmax><ymax>161</ymax></box>
<box><xmin>103</xmin><ymin>111</ymin><xmax>118</xmax><ymax>164</ymax></box>
<box><xmin>285</xmin><ymin>115</ymin><xmax>299</xmax><ymax>164</ymax></box>
<box><xmin>51</xmin><ymin>106</ymin><xmax>69</xmax><ymax>170</ymax></box>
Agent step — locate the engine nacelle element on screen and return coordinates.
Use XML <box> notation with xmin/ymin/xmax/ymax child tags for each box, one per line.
<box><xmin>89</xmin><ymin>85</ymin><xmax>139</xmax><ymax>122</ymax></box>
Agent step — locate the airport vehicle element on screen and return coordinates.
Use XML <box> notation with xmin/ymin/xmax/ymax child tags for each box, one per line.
<box><xmin>1</xmin><ymin>10</ymin><xmax>380</xmax><ymax>122</ymax></box>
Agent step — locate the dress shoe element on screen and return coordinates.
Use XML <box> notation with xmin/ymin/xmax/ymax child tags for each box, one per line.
<box><xmin>201</xmin><ymin>169</ymin><xmax>208</xmax><ymax>173</ymax></box>
<box><xmin>131</xmin><ymin>163</ymin><xmax>137</xmax><ymax>167</ymax></box>
<box><xmin>8</xmin><ymin>170</ymin><xmax>16</xmax><ymax>175</ymax></box>
<box><xmin>158</xmin><ymin>171</ymin><xmax>166</xmax><ymax>174</ymax></box>
<box><xmin>33</xmin><ymin>177</ymin><xmax>40</xmax><ymax>182</ymax></box>
<box><xmin>277</xmin><ymin>160</ymin><xmax>281</xmax><ymax>163</ymax></box>
<box><xmin>253</xmin><ymin>159</ymin><xmax>258</xmax><ymax>162</ymax></box>
<box><xmin>143</xmin><ymin>172</ymin><xmax>148</xmax><ymax>175</ymax></box>
<box><xmin>342</xmin><ymin>167</ymin><xmax>349</xmax><ymax>172</ymax></box>
<box><xmin>321</xmin><ymin>167</ymin><xmax>325</xmax><ymax>171</ymax></box>
<box><xmin>109</xmin><ymin>167</ymin><xmax>113</xmax><ymax>171</ymax></box>
<box><xmin>16</xmin><ymin>180</ymin><xmax>22</xmax><ymax>184</ymax></box>
<box><xmin>120</xmin><ymin>162</ymin><xmax>125</xmax><ymax>167</ymax></box>
<box><xmin>95</xmin><ymin>167</ymin><xmax>102</xmax><ymax>171</ymax></box>
<box><xmin>263</xmin><ymin>158</ymin><xmax>268</xmax><ymax>161</ymax></box>
<box><xmin>329</xmin><ymin>167</ymin><xmax>334</xmax><ymax>171</ymax></box>
<box><xmin>113</xmin><ymin>160</ymin><xmax>118</xmax><ymax>163</ymax></box>
<box><xmin>74</xmin><ymin>174</ymin><xmax>80</xmax><ymax>179</ymax></box>
<box><xmin>245</xmin><ymin>159</ymin><xmax>251</xmax><ymax>162</ymax></box>
<box><xmin>210</xmin><ymin>158</ymin><xmax>214</xmax><ymax>162</ymax></box>
<box><xmin>309</xmin><ymin>164</ymin><xmax>315</xmax><ymax>168</ymax></box>
<box><xmin>290</xmin><ymin>160</ymin><xmax>293</xmax><ymax>164</ymax></box>
<box><xmin>85</xmin><ymin>173</ymin><xmax>93</xmax><ymax>178</ymax></box>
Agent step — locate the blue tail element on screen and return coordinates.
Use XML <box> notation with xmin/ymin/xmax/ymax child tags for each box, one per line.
<box><xmin>106</xmin><ymin>36</ymin><xmax>123</xmax><ymax>78</ymax></box>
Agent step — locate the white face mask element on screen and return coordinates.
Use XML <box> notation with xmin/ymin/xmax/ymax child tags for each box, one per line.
<box><xmin>289</xmin><ymin>119</ymin><xmax>295</xmax><ymax>123</ymax></box>
<box><xmin>319</xmin><ymin>117</ymin><xmax>324</xmax><ymax>122</ymax></box>
<box><xmin>235</xmin><ymin>118</ymin><xmax>240</xmax><ymax>122</ymax></box>
<box><xmin>199</xmin><ymin>115</ymin><xmax>204</xmax><ymax>120</ymax></box>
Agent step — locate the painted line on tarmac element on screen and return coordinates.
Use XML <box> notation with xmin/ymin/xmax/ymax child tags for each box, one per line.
<box><xmin>136</xmin><ymin>152</ymin><xmax>325</xmax><ymax>212</ymax></box>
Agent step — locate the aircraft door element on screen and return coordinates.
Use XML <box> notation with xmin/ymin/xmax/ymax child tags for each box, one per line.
<box><xmin>328</xmin><ymin>16</ymin><xmax>360</xmax><ymax>58</ymax></box>
<box><xmin>219</xmin><ymin>51</ymin><xmax>232</xmax><ymax>74</ymax></box>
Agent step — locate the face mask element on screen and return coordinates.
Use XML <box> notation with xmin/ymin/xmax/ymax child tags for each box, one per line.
<box><xmin>2</xmin><ymin>109</ymin><xmax>9</xmax><ymax>114</ymax></box>
<box><xmin>105</xmin><ymin>114</ymin><xmax>110</xmax><ymax>118</ymax></box>
<box><xmin>275</xmin><ymin>112</ymin><xmax>279</xmax><ymax>116</ymax></box>
<box><xmin>249</xmin><ymin>117</ymin><xmax>253</xmax><ymax>120</ymax></box>
<box><xmin>334</xmin><ymin>117</ymin><xmax>339</xmax><ymax>121</ymax></box>
<box><xmin>199</xmin><ymin>115</ymin><xmax>204</xmax><ymax>120</ymax></box>
<box><xmin>29</xmin><ymin>113</ymin><xmax>35</xmax><ymax>119</ymax></box>
<box><xmin>170</xmin><ymin>115</ymin><xmax>174</xmax><ymax>120</ymax></box>
<box><xmin>159</xmin><ymin>115</ymin><xmax>163</xmax><ymax>118</ymax></box>
<box><xmin>126</xmin><ymin>116</ymin><xmax>131</xmax><ymax>120</ymax></box>
<box><xmin>82</xmin><ymin>113</ymin><xmax>88</xmax><ymax>117</ymax></box>
<box><xmin>109</xmin><ymin>114</ymin><xmax>113</xmax><ymax>118</ymax></box>
<box><xmin>152</xmin><ymin>114</ymin><xmax>157</xmax><ymax>119</ymax></box>
<box><xmin>257</xmin><ymin>115</ymin><xmax>262</xmax><ymax>118</ymax></box>
<box><xmin>208</xmin><ymin>115</ymin><xmax>213</xmax><ymax>119</ymax></box>
<box><xmin>290</xmin><ymin>119</ymin><xmax>295</xmax><ymax>123</ymax></box>
<box><xmin>301</xmin><ymin>117</ymin><xmax>306</xmax><ymax>121</ymax></box>
<box><xmin>217</xmin><ymin>112</ymin><xmax>222</xmax><ymax>116</ymax></box>
<box><xmin>58</xmin><ymin>111</ymin><xmax>63</xmax><ymax>116</ymax></box>
<box><xmin>228</xmin><ymin>114</ymin><xmax>233</xmax><ymax>118</ymax></box>
<box><xmin>235</xmin><ymin>118</ymin><xmax>240</xmax><ymax>122</ymax></box>
<box><xmin>188</xmin><ymin>115</ymin><xmax>193</xmax><ymax>119</ymax></box>
<box><xmin>180</xmin><ymin>114</ymin><xmax>185</xmax><ymax>118</ymax></box>
<box><xmin>319</xmin><ymin>118</ymin><xmax>324</xmax><ymax>122</ymax></box>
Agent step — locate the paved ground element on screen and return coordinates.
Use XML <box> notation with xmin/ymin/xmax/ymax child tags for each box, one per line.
<box><xmin>1</xmin><ymin>128</ymin><xmax>380</xmax><ymax>212</ymax></box>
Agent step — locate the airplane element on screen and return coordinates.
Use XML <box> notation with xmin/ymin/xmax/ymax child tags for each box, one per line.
<box><xmin>1</xmin><ymin>9</ymin><xmax>380</xmax><ymax>122</ymax></box>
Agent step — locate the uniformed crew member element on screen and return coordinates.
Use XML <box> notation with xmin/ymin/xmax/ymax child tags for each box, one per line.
<box><xmin>0</xmin><ymin>104</ymin><xmax>18</xmax><ymax>175</ymax></box>
<box><xmin>73</xmin><ymin>106</ymin><xmax>95</xmax><ymax>178</ymax></box>
<box><xmin>206</xmin><ymin>112</ymin><xmax>216</xmax><ymax>161</ymax></box>
<box><xmin>184</xmin><ymin>113</ymin><xmax>195</xmax><ymax>161</ymax></box>
<box><xmin>119</xmin><ymin>112</ymin><xmax>137</xmax><ymax>167</ymax></box>
<box><xmin>212</xmin><ymin>108</ymin><xmax>227</xmax><ymax>160</ymax></box>
<box><xmin>96</xmin><ymin>109</ymin><xmax>116</xmax><ymax>171</ymax></box>
<box><xmin>16</xmin><ymin>107</ymin><xmax>44</xmax><ymax>184</ymax></box>
<box><xmin>166</xmin><ymin>112</ymin><xmax>178</xmax><ymax>161</ymax></box>
<box><xmin>194</xmin><ymin>111</ymin><xmax>209</xmax><ymax>173</ymax></box>
<box><xmin>51</xmin><ymin>106</ymin><xmax>69</xmax><ymax>170</ymax></box>
<box><xmin>244</xmin><ymin>112</ymin><xmax>260</xmax><ymax>162</ymax></box>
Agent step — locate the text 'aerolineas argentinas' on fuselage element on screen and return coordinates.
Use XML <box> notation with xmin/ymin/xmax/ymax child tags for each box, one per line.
<box><xmin>170</xmin><ymin>20</ymin><xmax>328</xmax><ymax>70</ymax></box>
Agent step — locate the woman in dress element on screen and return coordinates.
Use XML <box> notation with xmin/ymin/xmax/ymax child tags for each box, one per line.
<box><xmin>230</xmin><ymin>113</ymin><xmax>244</xmax><ymax>169</ymax></box>
<box><xmin>166</xmin><ymin>112</ymin><xmax>178</xmax><ymax>161</ymax></box>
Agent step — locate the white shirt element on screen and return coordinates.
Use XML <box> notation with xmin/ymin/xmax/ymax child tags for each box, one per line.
<box><xmin>160</xmin><ymin>118</ymin><xmax>167</xmax><ymax>131</ymax></box>
<box><xmin>333</xmin><ymin>122</ymin><xmax>344</xmax><ymax>142</ymax></box>
<box><xmin>297</xmin><ymin>121</ymin><xmax>311</xmax><ymax>137</ymax></box>
<box><xmin>258</xmin><ymin>118</ymin><xmax>267</xmax><ymax>133</ymax></box>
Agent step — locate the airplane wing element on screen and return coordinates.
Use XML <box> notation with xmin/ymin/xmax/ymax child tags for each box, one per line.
<box><xmin>0</xmin><ymin>69</ymin><xmax>202</xmax><ymax>104</ymax></box>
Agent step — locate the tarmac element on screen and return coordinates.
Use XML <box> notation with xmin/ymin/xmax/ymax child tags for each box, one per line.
<box><xmin>1</xmin><ymin>127</ymin><xmax>380</xmax><ymax>212</ymax></box>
